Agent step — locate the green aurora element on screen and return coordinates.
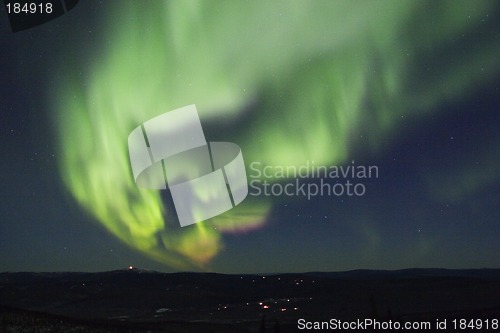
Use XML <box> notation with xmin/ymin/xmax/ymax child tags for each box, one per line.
<box><xmin>54</xmin><ymin>0</ymin><xmax>499</xmax><ymax>269</ymax></box>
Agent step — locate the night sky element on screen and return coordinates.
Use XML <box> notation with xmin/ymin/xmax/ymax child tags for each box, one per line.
<box><xmin>0</xmin><ymin>0</ymin><xmax>499</xmax><ymax>274</ymax></box>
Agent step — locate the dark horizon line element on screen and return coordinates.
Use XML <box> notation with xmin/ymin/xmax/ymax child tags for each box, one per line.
<box><xmin>2</xmin><ymin>266</ymin><xmax>500</xmax><ymax>276</ymax></box>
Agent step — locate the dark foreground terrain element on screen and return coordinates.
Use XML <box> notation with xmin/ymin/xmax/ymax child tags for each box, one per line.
<box><xmin>1</xmin><ymin>269</ymin><xmax>499</xmax><ymax>332</ymax></box>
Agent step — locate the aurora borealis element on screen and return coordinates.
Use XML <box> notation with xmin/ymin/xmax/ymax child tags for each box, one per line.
<box><xmin>0</xmin><ymin>0</ymin><xmax>499</xmax><ymax>273</ymax></box>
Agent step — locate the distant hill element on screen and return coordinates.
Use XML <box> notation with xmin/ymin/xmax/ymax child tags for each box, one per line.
<box><xmin>1</xmin><ymin>268</ymin><xmax>500</xmax><ymax>333</ymax></box>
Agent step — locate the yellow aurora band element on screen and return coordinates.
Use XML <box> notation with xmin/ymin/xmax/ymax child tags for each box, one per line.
<box><xmin>55</xmin><ymin>1</ymin><xmax>499</xmax><ymax>269</ymax></box>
